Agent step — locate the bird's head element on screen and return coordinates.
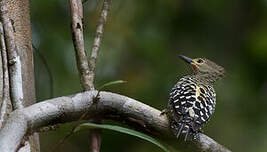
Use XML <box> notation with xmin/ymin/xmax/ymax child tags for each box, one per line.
<box><xmin>179</xmin><ymin>55</ymin><xmax>225</xmax><ymax>80</ymax></box>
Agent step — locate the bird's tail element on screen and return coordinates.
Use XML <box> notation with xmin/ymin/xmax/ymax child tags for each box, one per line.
<box><xmin>170</xmin><ymin>117</ymin><xmax>197</xmax><ymax>141</ymax></box>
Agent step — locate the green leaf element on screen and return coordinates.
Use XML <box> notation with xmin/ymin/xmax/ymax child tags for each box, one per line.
<box><xmin>74</xmin><ymin>123</ymin><xmax>171</xmax><ymax>152</ymax></box>
<box><xmin>97</xmin><ymin>80</ymin><xmax>126</xmax><ymax>91</ymax></box>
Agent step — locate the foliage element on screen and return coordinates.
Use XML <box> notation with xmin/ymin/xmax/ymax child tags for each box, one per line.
<box><xmin>74</xmin><ymin>123</ymin><xmax>171</xmax><ymax>152</ymax></box>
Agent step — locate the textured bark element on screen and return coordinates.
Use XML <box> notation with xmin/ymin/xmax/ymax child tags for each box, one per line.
<box><xmin>0</xmin><ymin>22</ymin><xmax>12</xmax><ymax>128</ymax></box>
<box><xmin>70</xmin><ymin>0</ymin><xmax>91</xmax><ymax>91</ymax></box>
<box><xmin>6</xmin><ymin>0</ymin><xmax>34</xmax><ymax>108</ymax></box>
<box><xmin>0</xmin><ymin>23</ymin><xmax>3</xmax><ymax>103</ymax></box>
<box><xmin>4</xmin><ymin>0</ymin><xmax>39</xmax><ymax>151</ymax></box>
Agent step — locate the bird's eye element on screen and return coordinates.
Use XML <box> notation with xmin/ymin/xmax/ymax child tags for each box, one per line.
<box><xmin>197</xmin><ymin>59</ymin><xmax>204</xmax><ymax>63</ymax></box>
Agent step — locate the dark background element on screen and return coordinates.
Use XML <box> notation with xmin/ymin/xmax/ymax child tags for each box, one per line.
<box><xmin>32</xmin><ymin>0</ymin><xmax>267</xmax><ymax>151</ymax></box>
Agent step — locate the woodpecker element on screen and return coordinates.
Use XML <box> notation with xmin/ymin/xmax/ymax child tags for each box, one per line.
<box><xmin>164</xmin><ymin>55</ymin><xmax>225</xmax><ymax>141</ymax></box>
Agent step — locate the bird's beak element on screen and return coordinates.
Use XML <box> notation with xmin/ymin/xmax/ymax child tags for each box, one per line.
<box><xmin>179</xmin><ymin>55</ymin><xmax>193</xmax><ymax>64</ymax></box>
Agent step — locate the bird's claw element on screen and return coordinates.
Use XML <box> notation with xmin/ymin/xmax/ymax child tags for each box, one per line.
<box><xmin>160</xmin><ymin>109</ymin><xmax>168</xmax><ymax>116</ymax></box>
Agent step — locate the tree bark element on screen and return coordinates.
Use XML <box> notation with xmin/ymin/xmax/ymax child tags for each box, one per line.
<box><xmin>0</xmin><ymin>91</ymin><xmax>231</xmax><ymax>152</ymax></box>
<box><xmin>5</xmin><ymin>0</ymin><xmax>39</xmax><ymax>151</ymax></box>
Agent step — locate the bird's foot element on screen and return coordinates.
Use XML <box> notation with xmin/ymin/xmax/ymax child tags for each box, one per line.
<box><xmin>160</xmin><ymin>108</ymin><xmax>171</xmax><ymax>116</ymax></box>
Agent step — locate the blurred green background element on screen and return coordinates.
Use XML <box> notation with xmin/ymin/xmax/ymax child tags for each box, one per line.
<box><xmin>32</xmin><ymin>0</ymin><xmax>267</xmax><ymax>152</ymax></box>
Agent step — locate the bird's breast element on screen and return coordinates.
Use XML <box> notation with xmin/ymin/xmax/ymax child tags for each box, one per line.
<box><xmin>169</xmin><ymin>77</ymin><xmax>216</xmax><ymax>127</ymax></box>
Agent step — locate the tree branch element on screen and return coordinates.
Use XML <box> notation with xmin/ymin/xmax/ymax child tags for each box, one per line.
<box><xmin>69</xmin><ymin>0</ymin><xmax>109</xmax><ymax>151</ymax></box>
<box><xmin>88</xmin><ymin>0</ymin><xmax>110</xmax><ymax>90</ymax></box>
<box><xmin>0</xmin><ymin>91</ymin><xmax>231</xmax><ymax>152</ymax></box>
<box><xmin>70</xmin><ymin>0</ymin><xmax>91</xmax><ymax>91</ymax></box>
<box><xmin>0</xmin><ymin>22</ymin><xmax>12</xmax><ymax>129</ymax></box>
<box><xmin>87</xmin><ymin>0</ymin><xmax>110</xmax><ymax>151</ymax></box>
<box><xmin>0</xmin><ymin>1</ymin><xmax>31</xmax><ymax>151</ymax></box>
<box><xmin>194</xmin><ymin>133</ymin><xmax>231</xmax><ymax>152</ymax></box>
<box><xmin>0</xmin><ymin>0</ymin><xmax>23</xmax><ymax>110</ymax></box>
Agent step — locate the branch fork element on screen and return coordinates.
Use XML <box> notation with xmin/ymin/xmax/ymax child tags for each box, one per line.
<box><xmin>0</xmin><ymin>91</ymin><xmax>231</xmax><ymax>152</ymax></box>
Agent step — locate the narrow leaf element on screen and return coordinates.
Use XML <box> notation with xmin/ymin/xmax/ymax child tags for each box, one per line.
<box><xmin>98</xmin><ymin>80</ymin><xmax>126</xmax><ymax>91</ymax></box>
<box><xmin>74</xmin><ymin>123</ymin><xmax>170</xmax><ymax>152</ymax></box>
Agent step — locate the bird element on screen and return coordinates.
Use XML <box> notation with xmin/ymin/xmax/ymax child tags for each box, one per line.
<box><xmin>163</xmin><ymin>55</ymin><xmax>225</xmax><ymax>141</ymax></box>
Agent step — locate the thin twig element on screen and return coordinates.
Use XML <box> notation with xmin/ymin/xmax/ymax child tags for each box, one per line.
<box><xmin>0</xmin><ymin>22</ymin><xmax>11</xmax><ymax>128</ymax></box>
<box><xmin>70</xmin><ymin>0</ymin><xmax>110</xmax><ymax>151</ymax></box>
<box><xmin>0</xmin><ymin>0</ymin><xmax>24</xmax><ymax>110</ymax></box>
<box><xmin>88</xmin><ymin>0</ymin><xmax>110</xmax><ymax>90</ymax></box>
<box><xmin>88</xmin><ymin>1</ymin><xmax>110</xmax><ymax>151</ymax></box>
<box><xmin>70</xmin><ymin>0</ymin><xmax>91</xmax><ymax>91</ymax></box>
<box><xmin>52</xmin><ymin>127</ymin><xmax>75</xmax><ymax>152</ymax></box>
<box><xmin>69</xmin><ymin>0</ymin><xmax>102</xmax><ymax>151</ymax></box>
<box><xmin>52</xmin><ymin>107</ymin><xmax>90</xmax><ymax>152</ymax></box>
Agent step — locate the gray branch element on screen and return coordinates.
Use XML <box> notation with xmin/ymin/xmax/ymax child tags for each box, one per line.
<box><xmin>195</xmin><ymin>134</ymin><xmax>231</xmax><ymax>152</ymax></box>
<box><xmin>0</xmin><ymin>91</ymin><xmax>231</xmax><ymax>152</ymax></box>
<box><xmin>0</xmin><ymin>22</ymin><xmax>12</xmax><ymax>128</ymax></box>
<box><xmin>69</xmin><ymin>0</ymin><xmax>102</xmax><ymax>149</ymax></box>
<box><xmin>88</xmin><ymin>0</ymin><xmax>110</xmax><ymax>90</ymax></box>
<box><xmin>0</xmin><ymin>0</ymin><xmax>24</xmax><ymax>110</ymax></box>
<box><xmin>0</xmin><ymin>1</ymin><xmax>30</xmax><ymax>151</ymax></box>
<box><xmin>87</xmin><ymin>0</ymin><xmax>111</xmax><ymax>151</ymax></box>
<box><xmin>69</xmin><ymin>0</ymin><xmax>91</xmax><ymax>91</ymax></box>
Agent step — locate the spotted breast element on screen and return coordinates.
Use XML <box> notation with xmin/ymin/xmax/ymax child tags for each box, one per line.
<box><xmin>168</xmin><ymin>76</ymin><xmax>216</xmax><ymax>140</ymax></box>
